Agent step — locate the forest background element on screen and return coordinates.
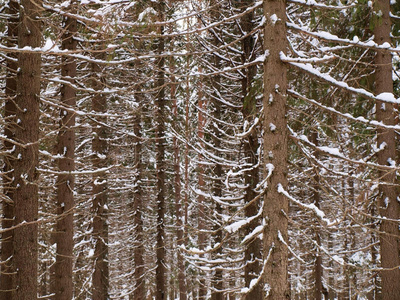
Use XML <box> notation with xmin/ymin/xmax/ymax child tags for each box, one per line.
<box><xmin>0</xmin><ymin>0</ymin><xmax>400</xmax><ymax>299</ymax></box>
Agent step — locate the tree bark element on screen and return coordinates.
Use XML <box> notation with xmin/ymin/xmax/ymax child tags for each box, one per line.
<box><xmin>155</xmin><ymin>2</ymin><xmax>167</xmax><ymax>299</ymax></box>
<box><xmin>373</xmin><ymin>0</ymin><xmax>400</xmax><ymax>298</ymax></box>
<box><xmin>53</xmin><ymin>4</ymin><xmax>77</xmax><ymax>299</ymax></box>
<box><xmin>0</xmin><ymin>0</ymin><xmax>18</xmax><ymax>298</ymax></box>
<box><xmin>240</xmin><ymin>1</ymin><xmax>263</xmax><ymax>298</ymax></box>
<box><xmin>13</xmin><ymin>0</ymin><xmax>42</xmax><ymax>297</ymax></box>
<box><xmin>91</xmin><ymin>51</ymin><xmax>109</xmax><ymax>300</ymax></box>
<box><xmin>263</xmin><ymin>0</ymin><xmax>290</xmax><ymax>298</ymax></box>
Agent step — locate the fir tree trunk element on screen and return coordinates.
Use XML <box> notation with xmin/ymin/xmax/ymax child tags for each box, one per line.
<box><xmin>0</xmin><ymin>1</ymin><xmax>18</xmax><ymax>298</ymax></box>
<box><xmin>262</xmin><ymin>0</ymin><xmax>290</xmax><ymax>298</ymax></box>
<box><xmin>53</xmin><ymin>5</ymin><xmax>77</xmax><ymax>299</ymax></box>
<box><xmin>240</xmin><ymin>0</ymin><xmax>263</xmax><ymax>298</ymax></box>
<box><xmin>91</xmin><ymin>52</ymin><xmax>109</xmax><ymax>300</ymax></box>
<box><xmin>133</xmin><ymin>99</ymin><xmax>145</xmax><ymax>300</ymax></box>
<box><xmin>373</xmin><ymin>0</ymin><xmax>400</xmax><ymax>298</ymax></box>
<box><xmin>13</xmin><ymin>0</ymin><xmax>42</xmax><ymax>297</ymax></box>
<box><xmin>155</xmin><ymin>2</ymin><xmax>167</xmax><ymax>299</ymax></box>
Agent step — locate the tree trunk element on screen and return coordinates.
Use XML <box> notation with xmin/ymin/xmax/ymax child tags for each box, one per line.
<box><xmin>13</xmin><ymin>0</ymin><xmax>42</xmax><ymax>297</ymax></box>
<box><xmin>133</xmin><ymin>97</ymin><xmax>145</xmax><ymax>300</ymax></box>
<box><xmin>53</xmin><ymin>5</ymin><xmax>77</xmax><ymax>299</ymax></box>
<box><xmin>91</xmin><ymin>51</ymin><xmax>109</xmax><ymax>300</ymax></box>
<box><xmin>373</xmin><ymin>0</ymin><xmax>400</xmax><ymax>298</ymax></box>
<box><xmin>262</xmin><ymin>0</ymin><xmax>290</xmax><ymax>298</ymax></box>
<box><xmin>240</xmin><ymin>1</ymin><xmax>263</xmax><ymax>298</ymax></box>
<box><xmin>155</xmin><ymin>2</ymin><xmax>167</xmax><ymax>299</ymax></box>
<box><xmin>0</xmin><ymin>0</ymin><xmax>18</xmax><ymax>298</ymax></box>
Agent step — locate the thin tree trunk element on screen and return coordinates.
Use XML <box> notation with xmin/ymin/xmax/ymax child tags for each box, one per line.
<box><xmin>0</xmin><ymin>0</ymin><xmax>18</xmax><ymax>297</ymax></box>
<box><xmin>171</xmin><ymin>69</ymin><xmax>187</xmax><ymax>300</ymax></box>
<box><xmin>13</xmin><ymin>0</ymin><xmax>42</xmax><ymax>297</ymax></box>
<box><xmin>240</xmin><ymin>0</ymin><xmax>262</xmax><ymax>298</ymax></box>
<box><xmin>91</xmin><ymin>51</ymin><xmax>109</xmax><ymax>300</ymax></box>
<box><xmin>262</xmin><ymin>0</ymin><xmax>290</xmax><ymax>297</ymax></box>
<box><xmin>197</xmin><ymin>66</ymin><xmax>207</xmax><ymax>300</ymax></box>
<box><xmin>53</xmin><ymin>5</ymin><xmax>77</xmax><ymax>299</ymax></box>
<box><xmin>373</xmin><ymin>0</ymin><xmax>400</xmax><ymax>299</ymax></box>
<box><xmin>133</xmin><ymin>97</ymin><xmax>145</xmax><ymax>300</ymax></box>
<box><xmin>155</xmin><ymin>2</ymin><xmax>166</xmax><ymax>299</ymax></box>
<box><xmin>310</xmin><ymin>131</ymin><xmax>323</xmax><ymax>300</ymax></box>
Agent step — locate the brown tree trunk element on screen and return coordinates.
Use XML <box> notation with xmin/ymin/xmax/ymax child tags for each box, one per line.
<box><xmin>373</xmin><ymin>0</ymin><xmax>400</xmax><ymax>298</ymax></box>
<box><xmin>0</xmin><ymin>0</ymin><xmax>18</xmax><ymax>298</ymax></box>
<box><xmin>13</xmin><ymin>0</ymin><xmax>42</xmax><ymax>297</ymax></box>
<box><xmin>155</xmin><ymin>2</ymin><xmax>166</xmax><ymax>299</ymax></box>
<box><xmin>53</xmin><ymin>5</ymin><xmax>77</xmax><ymax>299</ymax></box>
<box><xmin>262</xmin><ymin>0</ymin><xmax>290</xmax><ymax>298</ymax></box>
<box><xmin>171</xmin><ymin>66</ymin><xmax>187</xmax><ymax>300</ymax></box>
<box><xmin>310</xmin><ymin>131</ymin><xmax>323</xmax><ymax>300</ymax></box>
<box><xmin>91</xmin><ymin>52</ymin><xmax>109</xmax><ymax>300</ymax></box>
<box><xmin>132</xmin><ymin>97</ymin><xmax>145</xmax><ymax>300</ymax></box>
<box><xmin>240</xmin><ymin>1</ymin><xmax>263</xmax><ymax>298</ymax></box>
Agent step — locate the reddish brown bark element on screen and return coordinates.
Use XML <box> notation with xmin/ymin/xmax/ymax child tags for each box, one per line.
<box><xmin>0</xmin><ymin>1</ymin><xmax>18</xmax><ymax>298</ymax></box>
<box><xmin>155</xmin><ymin>2</ymin><xmax>167</xmax><ymax>299</ymax></box>
<box><xmin>239</xmin><ymin>0</ymin><xmax>263</xmax><ymax>298</ymax></box>
<box><xmin>53</xmin><ymin>5</ymin><xmax>77</xmax><ymax>299</ymax></box>
<box><xmin>91</xmin><ymin>53</ymin><xmax>109</xmax><ymax>300</ymax></box>
<box><xmin>263</xmin><ymin>0</ymin><xmax>290</xmax><ymax>298</ymax></box>
<box><xmin>13</xmin><ymin>0</ymin><xmax>42</xmax><ymax>297</ymax></box>
<box><xmin>373</xmin><ymin>0</ymin><xmax>400</xmax><ymax>298</ymax></box>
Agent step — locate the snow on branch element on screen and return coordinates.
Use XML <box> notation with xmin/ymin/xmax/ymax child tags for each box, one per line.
<box><xmin>285</xmin><ymin>57</ymin><xmax>400</xmax><ymax>104</ymax></box>
<box><xmin>277</xmin><ymin>183</ymin><xmax>338</xmax><ymax>227</ymax></box>
<box><xmin>288</xmin><ymin>0</ymin><xmax>356</xmax><ymax>10</ymax></box>
<box><xmin>288</xmin><ymin>89</ymin><xmax>400</xmax><ymax>130</ymax></box>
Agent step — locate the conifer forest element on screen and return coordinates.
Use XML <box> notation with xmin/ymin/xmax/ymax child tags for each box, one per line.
<box><xmin>1</xmin><ymin>0</ymin><xmax>400</xmax><ymax>299</ymax></box>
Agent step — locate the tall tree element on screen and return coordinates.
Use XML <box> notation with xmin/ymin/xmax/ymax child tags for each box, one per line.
<box><xmin>91</xmin><ymin>49</ymin><xmax>109</xmax><ymax>300</ymax></box>
<box><xmin>239</xmin><ymin>0</ymin><xmax>263</xmax><ymax>298</ymax></box>
<box><xmin>373</xmin><ymin>0</ymin><xmax>400</xmax><ymax>297</ymax></box>
<box><xmin>53</xmin><ymin>3</ymin><xmax>78</xmax><ymax>299</ymax></box>
<box><xmin>154</xmin><ymin>1</ymin><xmax>167</xmax><ymax>299</ymax></box>
<box><xmin>263</xmin><ymin>0</ymin><xmax>290</xmax><ymax>297</ymax></box>
<box><xmin>13</xmin><ymin>0</ymin><xmax>42</xmax><ymax>297</ymax></box>
<box><xmin>0</xmin><ymin>0</ymin><xmax>18</xmax><ymax>298</ymax></box>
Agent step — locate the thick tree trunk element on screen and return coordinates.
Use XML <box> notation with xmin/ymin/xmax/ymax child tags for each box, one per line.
<box><xmin>0</xmin><ymin>1</ymin><xmax>18</xmax><ymax>298</ymax></box>
<box><xmin>155</xmin><ymin>2</ymin><xmax>167</xmax><ymax>299</ymax></box>
<box><xmin>13</xmin><ymin>0</ymin><xmax>42</xmax><ymax>297</ymax></box>
<box><xmin>240</xmin><ymin>1</ymin><xmax>263</xmax><ymax>298</ymax></box>
<box><xmin>53</xmin><ymin>5</ymin><xmax>77</xmax><ymax>299</ymax></box>
<box><xmin>262</xmin><ymin>0</ymin><xmax>290</xmax><ymax>298</ymax></box>
<box><xmin>373</xmin><ymin>0</ymin><xmax>400</xmax><ymax>298</ymax></box>
<box><xmin>91</xmin><ymin>53</ymin><xmax>109</xmax><ymax>300</ymax></box>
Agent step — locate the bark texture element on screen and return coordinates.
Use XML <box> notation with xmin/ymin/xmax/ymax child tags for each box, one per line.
<box><xmin>155</xmin><ymin>2</ymin><xmax>167</xmax><ymax>299</ymax></box>
<box><xmin>263</xmin><ymin>0</ymin><xmax>290</xmax><ymax>298</ymax></box>
<box><xmin>13</xmin><ymin>0</ymin><xmax>42</xmax><ymax>297</ymax></box>
<box><xmin>373</xmin><ymin>0</ymin><xmax>400</xmax><ymax>298</ymax></box>
<box><xmin>53</xmin><ymin>6</ymin><xmax>77</xmax><ymax>299</ymax></box>
<box><xmin>240</xmin><ymin>0</ymin><xmax>263</xmax><ymax>298</ymax></box>
<box><xmin>0</xmin><ymin>0</ymin><xmax>18</xmax><ymax>297</ymax></box>
<box><xmin>92</xmin><ymin>52</ymin><xmax>109</xmax><ymax>300</ymax></box>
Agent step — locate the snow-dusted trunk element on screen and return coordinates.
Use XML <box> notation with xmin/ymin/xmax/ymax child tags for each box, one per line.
<box><xmin>13</xmin><ymin>0</ymin><xmax>42</xmax><ymax>297</ymax></box>
<box><xmin>53</xmin><ymin>6</ymin><xmax>77</xmax><ymax>299</ymax></box>
<box><xmin>155</xmin><ymin>2</ymin><xmax>167</xmax><ymax>299</ymax></box>
<box><xmin>133</xmin><ymin>99</ymin><xmax>145</xmax><ymax>300</ymax></box>
<box><xmin>240</xmin><ymin>1</ymin><xmax>263</xmax><ymax>298</ymax></box>
<box><xmin>310</xmin><ymin>131</ymin><xmax>323</xmax><ymax>300</ymax></box>
<box><xmin>91</xmin><ymin>50</ymin><xmax>109</xmax><ymax>300</ymax></box>
<box><xmin>171</xmin><ymin>62</ymin><xmax>187</xmax><ymax>300</ymax></box>
<box><xmin>0</xmin><ymin>1</ymin><xmax>18</xmax><ymax>298</ymax></box>
<box><xmin>262</xmin><ymin>0</ymin><xmax>290</xmax><ymax>298</ymax></box>
<box><xmin>373</xmin><ymin>0</ymin><xmax>400</xmax><ymax>298</ymax></box>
